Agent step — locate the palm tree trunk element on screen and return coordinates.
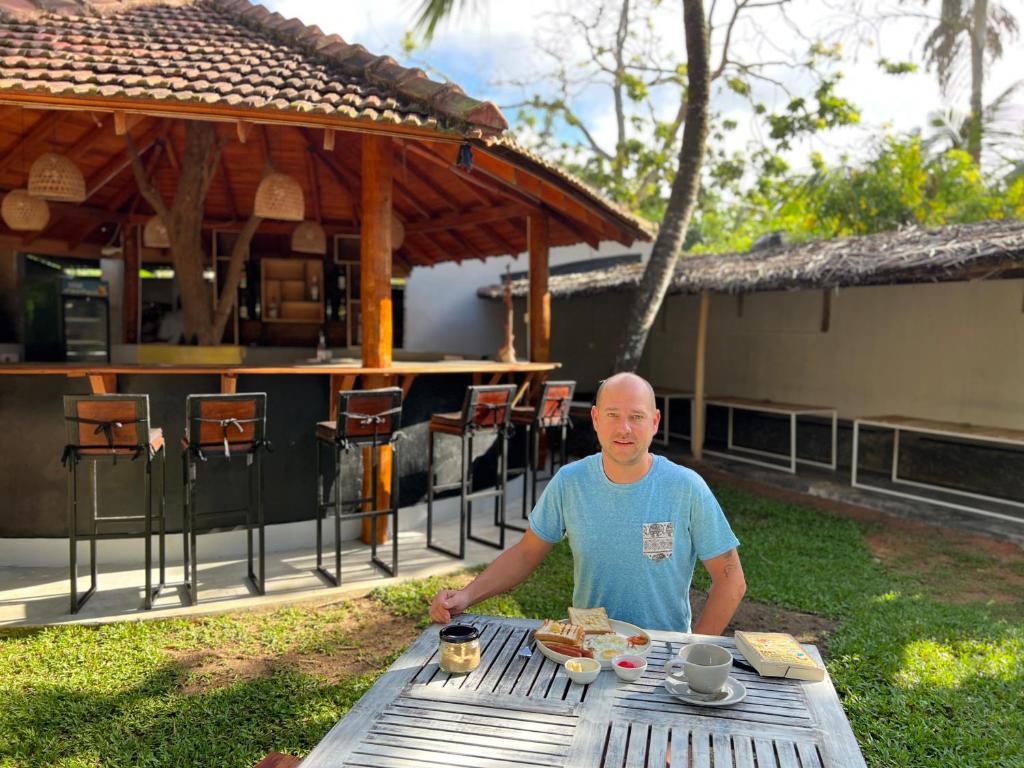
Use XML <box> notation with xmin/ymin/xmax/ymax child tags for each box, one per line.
<box><xmin>613</xmin><ymin>0</ymin><xmax>709</xmax><ymax>372</ymax></box>
<box><xmin>968</xmin><ymin>0</ymin><xmax>988</xmax><ymax>164</ymax></box>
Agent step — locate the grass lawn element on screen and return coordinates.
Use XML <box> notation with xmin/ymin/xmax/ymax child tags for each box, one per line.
<box><xmin>1</xmin><ymin>483</ymin><xmax>1021</xmax><ymax>767</ymax></box>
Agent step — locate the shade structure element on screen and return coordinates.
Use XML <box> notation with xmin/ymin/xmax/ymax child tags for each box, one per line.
<box><xmin>143</xmin><ymin>215</ymin><xmax>170</xmax><ymax>248</ymax></box>
<box><xmin>2</xmin><ymin>189</ymin><xmax>50</xmax><ymax>231</ymax></box>
<box><xmin>27</xmin><ymin>152</ymin><xmax>87</xmax><ymax>203</ymax></box>
<box><xmin>390</xmin><ymin>214</ymin><xmax>405</xmax><ymax>251</ymax></box>
<box><xmin>254</xmin><ymin>172</ymin><xmax>304</xmax><ymax>221</ymax></box>
<box><xmin>291</xmin><ymin>220</ymin><xmax>326</xmax><ymax>254</ymax></box>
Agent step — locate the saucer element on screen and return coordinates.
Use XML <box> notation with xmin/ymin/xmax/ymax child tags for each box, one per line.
<box><xmin>664</xmin><ymin>675</ymin><xmax>746</xmax><ymax>707</ymax></box>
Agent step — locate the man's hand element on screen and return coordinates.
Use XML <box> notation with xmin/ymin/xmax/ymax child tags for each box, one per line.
<box><xmin>427</xmin><ymin>530</ymin><xmax>554</xmax><ymax>625</ymax></box>
<box><xmin>429</xmin><ymin>588</ymin><xmax>471</xmax><ymax>624</ymax></box>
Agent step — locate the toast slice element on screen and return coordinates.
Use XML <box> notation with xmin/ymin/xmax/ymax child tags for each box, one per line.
<box><xmin>567</xmin><ymin>606</ymin><xmax>614</xmax><ymax>635</ymax></box>
<box><xmin>533</xmin><ymin>619</ymin><xmax>585</xmax><ymax>649</ymax></box>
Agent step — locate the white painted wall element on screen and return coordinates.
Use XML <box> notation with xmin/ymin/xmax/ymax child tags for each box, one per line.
<box><xmin>635</xmin><ymin>279</ymin><xmax>1024</xmax><ymax>428</ymax></box>
<box><xmin>403</xmin><ymin>239</ymin><xmax>652</xmax><ymax>358</ymax></box>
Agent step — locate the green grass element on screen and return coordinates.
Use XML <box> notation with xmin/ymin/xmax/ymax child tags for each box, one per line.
<box><xmin>1</xmin><ymin>482</ymin><xmax>1021</xmax><ymax>767</ymax></box>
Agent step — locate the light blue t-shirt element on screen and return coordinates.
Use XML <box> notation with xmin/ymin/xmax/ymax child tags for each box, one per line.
<box><xmin>529</xmin><ymin>453</ymin><xmax>740</xmax><ymax>632</ymax></box>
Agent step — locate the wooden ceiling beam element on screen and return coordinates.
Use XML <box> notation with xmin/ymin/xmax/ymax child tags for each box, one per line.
<box><xmin>0</xmin><ymin>110</ymin><xmax>62</xmax><ymax>177</ymax></box>
<box><xmin>405</xmin><ymin>203</ymin><xmax>529</xmax><ymax>234</ymax></box>
<box><xmin>301</xmin><ymin>128</ymin><xmax>360</xmax><ymax>222</ymax></box>
<box><xmin>304</xmin><ymin>145</ymin><xmax>322</xmax><ymax>223</ymax></box>
<box><xmin>405</xmin><ymin>144</ymin><xmax>494</xmax><ymax>206</ymax></box>
<box><xmin>331</xmin><ymin>132</ymin><xmax>432</xmax><ymax>219</ymax></box>
<box><xmin>106</xmin><ymin>139</ymin><xmax>165</xmax><ymax>213</ymax></box>
<box><xmin>64</xmin><ymin>114</ymin><xmax>111</xmax><ymax>162</ymax></box>
<box><xmin>81</xmin><ymin>119</ymin><xmax>165</xmax><ymax>202</ymax></box>
<box><xmin>219</xmin><ymin>150</ymin><xmax>239</xmax><ymax>221</ymax></box>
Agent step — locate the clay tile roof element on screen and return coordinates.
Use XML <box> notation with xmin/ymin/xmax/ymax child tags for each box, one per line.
<box><xmin>0</xmin><ymin>0</ymin><xmax>508</xmax><ymax>136</ymax></box>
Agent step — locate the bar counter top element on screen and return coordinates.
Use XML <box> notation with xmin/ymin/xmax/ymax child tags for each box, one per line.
<box><xmin>0</xmin><ymin>360</ymin><xmax>559</xmax><ymax>376</ymax></box>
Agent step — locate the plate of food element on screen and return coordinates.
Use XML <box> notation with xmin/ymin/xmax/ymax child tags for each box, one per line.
<box><xmin>533</xmin><ymin>607</ymin><xmax>651</xmax><ymax>670</ymax></box>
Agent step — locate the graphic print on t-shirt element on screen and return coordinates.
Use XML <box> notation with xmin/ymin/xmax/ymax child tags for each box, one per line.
<box><xmin>642</xmin><ymin>521</ymin><xmax>674</xmax><ymax>561</ymax></box>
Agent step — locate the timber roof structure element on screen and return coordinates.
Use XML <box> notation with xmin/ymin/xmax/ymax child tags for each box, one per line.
<box><xmin>477</xmin><ymin>219</ymin><xmax>1024</xmax><ymax>300</ymax></box>
<box><xmin>0</xmin><ymin>0</ymin><xmax>651</xmax><ymax>266</ymax></box>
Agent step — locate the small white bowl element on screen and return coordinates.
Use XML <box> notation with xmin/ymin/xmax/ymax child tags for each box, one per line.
<box><xmin>564</xmin><ymin>657</ymin><xmax>601</xmax><ymax>685</ymax></box>
<box><xmin>611</xmin><ymin>654</ymin><xmax>647</xmax><ymax>682</ymax></box>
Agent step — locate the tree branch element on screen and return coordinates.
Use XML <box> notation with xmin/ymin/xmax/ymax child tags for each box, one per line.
<box><xmin>125</xmin><ymin>133</ymin><xmax>170</xmax><ymax>223</ymax></box>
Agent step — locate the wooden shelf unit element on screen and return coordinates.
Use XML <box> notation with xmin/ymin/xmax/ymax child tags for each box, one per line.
<box><xmin>261</xmin><ymin>258</ymin><xmax>324</xmax><ymax>323</ymax></box>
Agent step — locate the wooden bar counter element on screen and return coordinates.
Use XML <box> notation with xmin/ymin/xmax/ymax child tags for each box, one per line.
<box><xmin>0</xmin><ymin>359</ymin><xmax>558</xmax><ymax>541</ymax></box>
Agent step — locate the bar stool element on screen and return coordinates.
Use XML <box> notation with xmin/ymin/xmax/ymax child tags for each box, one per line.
<box><xmin>505</xmin><ymin>380</ymin><xmax>576</xmax><ymax>532</ymax></box>
<box><xmin>62</xmin><ymin>394</ymin><xmax>166</xmax><ymax>614</ymax></box>
<box><xmin>314</xmin><ymin>387</ymin><xmax>403</xmax><ymax>586</ymax></box>
<box><xmin>426</xmin><ymin>384</ymin><xmax>516</xmax><ymax>559</ymax></box>
<box><xmin>182</xmin><ymin>393</ymin><xmax>269</xmax><ymax>605</ymax></box>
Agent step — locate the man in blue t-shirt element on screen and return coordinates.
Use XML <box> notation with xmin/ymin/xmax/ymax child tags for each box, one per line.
<box><xmin>429</xmin><ymin>372</ymin><xmax>746</xmax><ymax>633</ymax></box>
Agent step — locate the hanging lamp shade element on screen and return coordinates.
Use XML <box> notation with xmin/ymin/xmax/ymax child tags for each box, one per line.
<box><xmin>143</xmin><ymin>215</ymin><xmax>170</xmax><ymax>248</ymax></box>
<box><xmin>390</xmin><ymin>213</ymin><xmax>405</xmax><ymax>250</ymax></box>
<box><xmin>254</xmin><ymin>172</ymin><xmax>304</xmax><ymax>221</ymax></box>
<box><xmin>291</xmin><ymin>220</ymin><xmax>326</xmax><ymax>254</ymax></box>
<box><xmin>27</xmin><ymin>152</ymin><xmax>87</xmax><ymax>203</ymax></box>
<box><xmin>2</xmin><ymin>189</ymin><xmax>50</xmax><ymax>231</ymax></box>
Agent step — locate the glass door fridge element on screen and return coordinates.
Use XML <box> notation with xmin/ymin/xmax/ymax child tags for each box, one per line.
<box><xmin>61</xmin><ymin>277</ymin><xmax>110</xmax><ymax>363</ymax></box>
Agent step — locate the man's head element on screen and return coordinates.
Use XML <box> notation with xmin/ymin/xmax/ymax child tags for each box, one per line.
<box><xmin>591</xmin><ymin>373</ymin><xmax>661</xmax><ymax>471</ymax></box>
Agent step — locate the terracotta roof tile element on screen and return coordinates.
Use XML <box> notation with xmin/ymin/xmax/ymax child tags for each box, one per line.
<box><xmin>0</xmin><ymin>0</ymin><xmax>508</xmax><ymax>135</ymax></box>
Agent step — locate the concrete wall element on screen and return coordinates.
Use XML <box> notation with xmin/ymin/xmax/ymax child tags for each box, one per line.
<box><xmin>635</xmin><ymin>279</ymin><xmax>1024</xmax><ymax>428</ymax></box>
<box><xmin>403</xmin><ymin>239</ymin><xmax>652</xmax><ymax>359</ymax></box>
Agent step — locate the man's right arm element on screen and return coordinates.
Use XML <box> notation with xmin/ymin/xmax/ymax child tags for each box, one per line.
<box><xmin>429</xmin><ymin>529</ymin><xmax>554</xmax><ymax>623</ymax></box>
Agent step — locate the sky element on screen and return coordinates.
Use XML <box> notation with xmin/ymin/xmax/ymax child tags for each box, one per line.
<box><xmin>263</xmin><ymin>0</ymin><xmax>1024</xmax><ymax>172</ymax></box>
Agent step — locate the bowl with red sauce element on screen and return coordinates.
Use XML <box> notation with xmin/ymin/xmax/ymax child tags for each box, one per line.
<box><xmin>611</xmin><ymin>653</ymin><xmax>647</xmax><ymax>682</ymax></box>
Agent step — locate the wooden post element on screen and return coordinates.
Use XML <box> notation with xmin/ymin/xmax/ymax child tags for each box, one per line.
<box><xmin>360</xmin><ymin>134</ymin><xmax>394</xmax><ymax>545</ymax></box>
<box><xmin>692</xmin><ymin>291</ymin><xmax>710</xmax><ymax>461</ymax></box>
<box><xmin>528</xmin><ymin>214</ymin><xmax>550</xmax><ymax>364</ymax></box>
<box><xmin>122</xmin><ymin>225</ymin><xmax>140</xmax><ymax>344</ymax></box>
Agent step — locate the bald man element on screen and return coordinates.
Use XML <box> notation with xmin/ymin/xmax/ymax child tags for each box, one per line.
<box><xmin>429</xmin><ymin>372</ymin><xmax>745</xmax><ymax>633</ymax></box>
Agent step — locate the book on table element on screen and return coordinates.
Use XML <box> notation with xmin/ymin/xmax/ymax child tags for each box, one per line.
<box><xmin>734</xmin><ymin>631</ymin><xmax>826</xmax><ymax>682</ymax></box>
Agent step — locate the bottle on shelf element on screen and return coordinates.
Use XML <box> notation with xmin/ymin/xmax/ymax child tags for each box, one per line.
<box><xmin>325</xmin><ymin>298</ymin><xmax>333</xmax><ymax>321</ymax></box>
<box><xmin>316</xmin><ymin>330</ymin><xmax>331</xmax><ymax>362</ymax></box>
<box><xmin>239</xmin><ymin>302</ymin><xmax>249</xmax><ymax>320</ymax></box>
<box><xmin>310</xmin><ymin>274</ymin><xmax>320</xmax><ymax>302</ymax></box>
<box><xmin>254</xmin><ymin>299</ymin><xmax>261</xmax><ymax>319</ymax></box>
<box><xmin>268</xmin><ymin>299</ymin><xmax>278</xmax><ymax>320</ymax></box>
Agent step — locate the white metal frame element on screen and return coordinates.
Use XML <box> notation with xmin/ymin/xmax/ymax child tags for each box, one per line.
<box><xmin>702</xmin><ymin>399</ymin><xmax>838</xmax><ymax>474</ymax></box>
<box><xmin>852</xmin><ymin>418</ymin><xmax>1024</xmax><ymax>524</ymax></box>
<box><xmin>653</xmin><ymin>390</ymin><xmax>694</xmax><ymax>446</ymax></box>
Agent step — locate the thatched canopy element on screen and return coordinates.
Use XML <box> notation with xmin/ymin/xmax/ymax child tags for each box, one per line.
<box><xmin>478</xmin><ymin>219</ymin><xmax>1024</xmax><ymax>300</ymax></box>
<box><xmin>0</xmin><ymin>0</ymin><xmax>651</xmax><ymax>267</ymax></box>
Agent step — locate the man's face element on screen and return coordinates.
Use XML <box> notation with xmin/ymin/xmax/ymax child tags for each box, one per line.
<box><xmin>591</xmin><ymin>378</ymin><xmax>661</xmax><ymax>469</ymax></box>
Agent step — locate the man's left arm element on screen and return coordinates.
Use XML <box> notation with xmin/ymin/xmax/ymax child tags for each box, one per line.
<box><xmin>691</xmin><ymin>548</ymin><xmax>746</xmax><ymax>636</ymax></box>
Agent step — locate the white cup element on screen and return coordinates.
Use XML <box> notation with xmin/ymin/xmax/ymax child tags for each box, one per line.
<box><xmin>664</xmin><ymin>642</ymin><xmax>732</xmax><ymax>694</ymax></box>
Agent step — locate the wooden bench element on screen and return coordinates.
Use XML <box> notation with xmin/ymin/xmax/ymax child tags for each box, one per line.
<box><xmin>702</xmin><ymin>396</ymin><xmax>838</xmax><ymax>473</ymax></box>
<box><xmin>852</xmin><ymin>415</ymin><xmax>1024</xmax><ymax>523</ymax></box>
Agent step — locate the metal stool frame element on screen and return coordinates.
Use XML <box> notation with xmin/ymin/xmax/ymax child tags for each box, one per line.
<box><xmin>62</xmin><ymin>394</ymin><xmax>166</xmax><ymax>614</ymax></box>
<box><xmin>314</xmin><ymin>387</ymin><xmax>402</xmax><ymax>587</ymax></box>
<box><xmin>426</xmin><ymin>384</ymin><xmax>516</xmax><ymax>559</ymax></box>
<box><xmin>504</xmin><ymin>380</ymin><xmax>575</xmax><ymax>534</ymax></box>
<box><xmin>182</xmin><ymin>392</ymin><xmax>269</xmax><ymax>606</ymax></box>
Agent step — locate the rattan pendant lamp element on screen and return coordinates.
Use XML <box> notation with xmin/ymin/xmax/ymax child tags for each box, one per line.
<box><xmin>28</xmin><ymin>151</ymin><xmax>87</xmax><ymax>203</ymax></box>
<box><xmin>1</xmin><ymin>189</ymin><xmax>49</xmax><ymax>231</ymax></box>
<box><xmin>254</xmin><ymin>171</ymin><xmax>304</xmax><ymax>222</ymax></box>
<box><xmin>143</xmin><ymin>214</ymin><xmax>171</xmax><ymax>248</ymax></box>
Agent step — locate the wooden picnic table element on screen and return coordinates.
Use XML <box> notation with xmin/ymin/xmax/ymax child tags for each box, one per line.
<box><xmin>299</xmin><ymin>615</ymin><xmax>866</xmax><ymax>768</ymax></box>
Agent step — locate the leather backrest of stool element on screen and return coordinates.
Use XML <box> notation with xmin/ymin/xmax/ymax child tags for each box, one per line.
<box><xmin>64</xmin><ymin>394</ymin><xmax>150</xmax><ymax>454</ymax></box>
<box><xmin>463</xmin><ymin>384</ymin><xmax>517</xmax><ymax>430</ymax></box>
<box><xmin>336</xmin><ymin>387</ymin><xmax>402</xmax><ymax>444</ymax></box>
<box><xmin>185</xmin><ymin>393</ymin><xmax>267</xmax><ymax>456</ymax></box>
<box><xmin>536</xmin><ymin>380</ymin><xmax>576</xmax><ymax>428</ymax></box>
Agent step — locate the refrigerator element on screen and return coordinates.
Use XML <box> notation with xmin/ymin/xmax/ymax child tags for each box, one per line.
<box><xmin>61</xmin><ymin>277</ymin><xmax>111</xmax><ymax>363</ymax></box>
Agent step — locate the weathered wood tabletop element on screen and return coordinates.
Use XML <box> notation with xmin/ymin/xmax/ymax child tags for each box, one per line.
<box><xmin>299</xmin><ymin>615</ymin><xmax>866</xmax><ymax>768</ymax></box>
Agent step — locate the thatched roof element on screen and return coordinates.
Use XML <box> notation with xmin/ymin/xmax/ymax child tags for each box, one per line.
<box><xmin>478</xmin><ymin>219</ymin><xmax>1024</xmax><ymax>300</ymax></box>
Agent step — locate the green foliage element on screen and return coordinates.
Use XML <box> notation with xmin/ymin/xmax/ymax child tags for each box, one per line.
<box><xmin>691</xmin><ymin>134</ymin><xmax>1024</xmax><ymax>253</ymax></box>
<box><xmin>877</xmin><ymin>58</ymin><xmax>919</xmax><ymax>75</ymax></box>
